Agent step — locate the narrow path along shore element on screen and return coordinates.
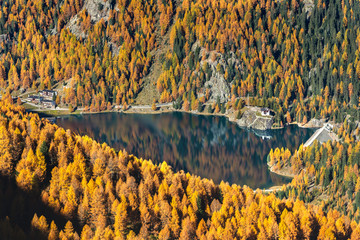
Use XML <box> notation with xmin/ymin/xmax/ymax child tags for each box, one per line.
<box><xmin>261</xmin><ymin>186</ymin><xmax>283</xmax><ymax>193</ymax></box>
<box><xmin>119</xmin><ymin>102</ymin><xmax>174</xmax><ymax>109</ymax></box>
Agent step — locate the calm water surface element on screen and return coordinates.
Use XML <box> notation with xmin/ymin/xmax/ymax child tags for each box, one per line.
<box><xmin>55</xmin><ymin>112</ymin><xmax>315</xmax><ymax>189</ymax></box>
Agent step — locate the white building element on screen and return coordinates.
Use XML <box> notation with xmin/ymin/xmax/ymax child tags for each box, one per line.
<box><xmin>261</xmin><ymin>108</ymin><xmax>271</xmax><ymax>116</ymax></box>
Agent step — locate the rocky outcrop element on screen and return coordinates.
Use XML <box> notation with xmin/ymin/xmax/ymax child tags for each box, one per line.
<box><xmin>204</xmin><ymin>72</ymin><xmax>230</xmax><ymax>102</ymax></box>
<box><xmin>67</xmin><ymin>0</ymin><xmax>112</xmax><ymax>38</ymax></box>
<box><xmin>67</xmin><ymin>16</ymin><xmax>87</xmax><ymax>39</ymax></box>
<box><xmin>250</xmin><ymin>117</ymin><xmax>273</xmax><ymax>130</ymax></box>
<box><xmin>236</xmin><ymin>107</ymin><xmax>274</xmax><ymax>130</ymax></box>
<box><xmin>303</xmin><ymin>0</ymin><xmax>315</xmax><ymax>16</ymax></box>
<box><xmin>300</xmin><ymin>118</ymin><xmax>325</xmax><ymax>128</ymax></box>
<box><xmin>83</xmin><ymin>0</ymin><xmax>112</xmax><ymax>22</ymax></box>
<box><xmin>192</xmin><ymin>42</ymin><xmax>241</xmax><ymax>102</ymax></box>
<box><xmin>236</xmin><ymin>109</ymin><xmax>257</xmax><ymax>127</ymax></box>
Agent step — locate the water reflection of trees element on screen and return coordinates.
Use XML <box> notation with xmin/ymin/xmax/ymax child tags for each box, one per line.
<box><xmin>56</xmin><ymin>112</ymin><xmax>314</xmax><ymax>188</ymax></box>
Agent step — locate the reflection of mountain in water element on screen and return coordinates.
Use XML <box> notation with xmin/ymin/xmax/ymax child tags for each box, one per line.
<box><xmin>56</xmin><ymin>112</ymin><xmax>315</xmax><ymax>189</ymax></box>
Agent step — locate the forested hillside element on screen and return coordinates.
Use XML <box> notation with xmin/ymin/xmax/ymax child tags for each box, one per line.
<box><xmin>269</xmin><ymin>120</ymin><xmax>360</xmax><ymax>222</ymax></box>
<box><xmin>0</xmin><ymin>100</ymin><xmax>359</xmax><ymax>239</ymax></box>
<box><xmin>0</xmin><ymin>0</ymin><xmax>359</xmax><ymax>123</ymax></box>
<box><xmin>1</xmin><ymin>0</ymin><xmax>360</xmax><ymax>238</ymax></box>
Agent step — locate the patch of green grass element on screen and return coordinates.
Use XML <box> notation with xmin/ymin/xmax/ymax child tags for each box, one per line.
<box><xmin>40</xmin><ymin>110</ymin><xmax>71</xmax><ymax>116</ymax></box>
<box><xmin>22</xmin><ymin>103</ymin><xmax>38</xmax><ymax>110</ymax></box>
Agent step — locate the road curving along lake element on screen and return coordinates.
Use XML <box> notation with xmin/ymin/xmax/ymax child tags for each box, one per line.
<box><xmin>55</xmin><ymin>112</ymin><xmax>315</xmax><ymax>189</ymax></box>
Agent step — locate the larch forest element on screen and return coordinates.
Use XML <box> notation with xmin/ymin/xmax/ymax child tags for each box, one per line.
<box><xmin>0</xmin><ymin>0</ymin><xmax>360</xmax><ymax>239</ymax></box>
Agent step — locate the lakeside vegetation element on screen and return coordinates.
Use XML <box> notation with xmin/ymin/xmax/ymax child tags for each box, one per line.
<box><xmin>269</xmin><ymin>120</ymin><xmax>360</xmax><ymax>221</ymax></box>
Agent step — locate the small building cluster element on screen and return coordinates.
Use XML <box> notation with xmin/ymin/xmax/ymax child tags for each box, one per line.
<box><xmin>325</xmin><ymin>123</ymin><xmax>334</xmax><ymax>131</ymax></box>
<box><xmin>261</xmin><ymin>108</ymin><xmax>273</xmax><ymax>116</ymax></box>
<box><xmin>27</xmin><ymin>95</ymin><xmax>42</xmax><ymax>104</ymax></box>
<box><xmin>39</xmin><ymin>90</ymin><xmax>57</xmax><ymax>99</ymax></box>
<box><xmin>26</xmin><ymin>90</ymin><xmax>57</xmax><ymax>109</ymax></box>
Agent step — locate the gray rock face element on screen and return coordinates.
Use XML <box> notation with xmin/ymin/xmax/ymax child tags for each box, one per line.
<box><xmin>204</xmin><ymin>72</ymin><xmax>230</xmax><ymax>102</ymax></box>
<box><xmin>306</xmin><ymin>119</ymin><xmax>324</xmax><ymax>128</ymax></box>
<box><xmin>202</xmin><ymin>51</ymin><xmax>230</xmax><ymax>102</ymax></box>
<box><xmin>67</xmin><ymin>16</ymin><xmax>87</xmax><ymax>39</ymax></box>
<box><xmin>237</xmin><ymin>110</ymin><xmax>257</xmax><ymax>127</ymax></box>
<box><xmin>236</xmin><ymin>107</ymin><xmax>274</xmax><ymax>130</ymax></box>
<box><xmin>83</xmin><ymin>0</ymin><xmax>111</xmax><ymax>22</ymax></box>
<box><xmin>303</xmin><ymin>0</ymin><xmax>315</xmax><ymax>16</ymax></box>
<box><xmin>192</xmin><ymin>41</ymin><xmax>241</xmax><ymax>102</ymax></box>
<box><xmin>301</xmin><ymin>118</ymin><xmax>326</xmax><ymax>128</ymax></box>
<box><xmin>249</xmin><ymin>117</ymin><xmax>273</xmax><ymax>130</ymax></box>
<box><xmin>67</xmin><ymin>0</ymin><xmax>112</xmax><ymax>38</ymax></box>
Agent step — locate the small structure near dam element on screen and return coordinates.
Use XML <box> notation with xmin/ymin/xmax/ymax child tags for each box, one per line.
<box><xmin>304</xmin><ymin>123</ymin><xmax>338</xmax><ymax>147</ymax></box>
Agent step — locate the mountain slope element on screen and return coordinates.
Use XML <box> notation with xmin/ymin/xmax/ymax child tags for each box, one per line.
<box><xmin>0</xmin><ymin>0</ymin><xmax>359</xmax><ymax>125</ymax></box>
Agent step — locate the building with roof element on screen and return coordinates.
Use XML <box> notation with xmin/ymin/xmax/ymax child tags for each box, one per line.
<box><xmin>39</xmin><ymin>90</ymin><xmax>57</xmax><ymax>100</ymax></box>
<box><xmin>27</xmin><ymin>95</ymin><xmax>43</xmax><ymax>104</ymax></box>
<box><xmin>41</xmin><ymin>100</ymin><xmax>56</xmax><ymax>109</ymax></box>
<box><xmin>261</xmin><ymin>108</ymin><xmax>271</xmax><ymax>116</ymax></box>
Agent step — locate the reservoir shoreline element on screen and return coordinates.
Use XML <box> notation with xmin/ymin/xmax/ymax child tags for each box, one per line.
<box><xmin>28</xmin><ymin>103</ymin><xmax>321</xmax><ymax>131</ymax></box>
<box><xmin>54</xmin><ymin>111</ymin><xmax>315</xmax><ymax>189</ymax></box>
<box><xmin>31</xmin><ymin>104</ymin><xmax>319</xmax><ymax>191</ymax></box>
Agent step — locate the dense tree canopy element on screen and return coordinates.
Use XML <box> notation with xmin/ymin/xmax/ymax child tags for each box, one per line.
<box><xmin>0</xmin><ymin>0</ymin><xmax>360</xmax><ymax>236</ymax></box>
<box><xmin>270</xmin><ymin>120</ymin><xmax>360</xmax><ymax>222</ymax></box>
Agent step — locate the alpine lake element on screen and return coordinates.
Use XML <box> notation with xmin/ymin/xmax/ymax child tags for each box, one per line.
<box><xmin>54</xmin><ymin>112</ymin><xmax>315</xmax><ymax>189</ymax></box>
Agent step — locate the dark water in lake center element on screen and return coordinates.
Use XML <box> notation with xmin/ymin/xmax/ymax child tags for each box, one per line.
<box><xmin>55</xmin><ymin>112</ymin><xmax>315</xmax><ymax>189</ymax></box>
